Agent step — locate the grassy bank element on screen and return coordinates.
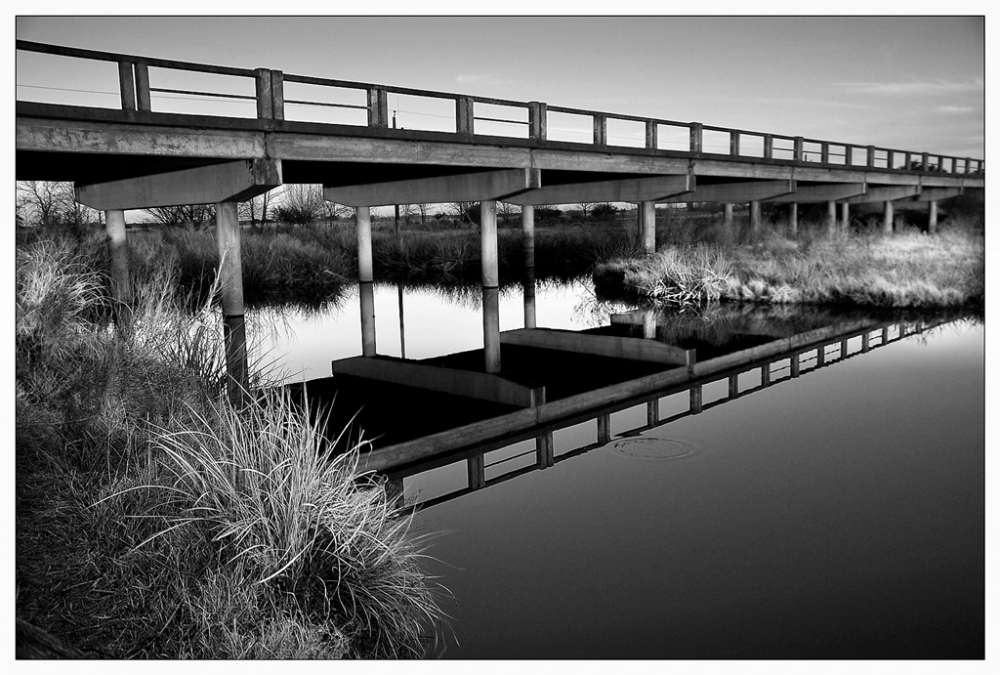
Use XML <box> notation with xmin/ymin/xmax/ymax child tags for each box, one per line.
<box><xmin>593</xmin><ymin>220</ymin><xmax>985</xmax><ymax>309</ymax></box>
<box><xmin>16</xmin><ymin>231</ymin><xmax>446</xmax><ymax>658</ymax></box>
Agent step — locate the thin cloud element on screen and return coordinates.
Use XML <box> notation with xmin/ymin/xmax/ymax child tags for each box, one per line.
<box><xmin>833</xmin><ymin>78</ymin><xmax>983</xmax><ymax>96</ymax></box>
<box><xmin>750</xmin><ymin>97</ymin><xmax>871</xmax><ymax>110</ymax></box>
<box><xmin>936</xmin><ymin>105</ymin><xmax>977</xmax><ymax>115</ymax></box>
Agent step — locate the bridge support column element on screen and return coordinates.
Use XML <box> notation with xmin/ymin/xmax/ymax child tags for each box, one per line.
<box><xmin>639</xmin><ymin>200</ymin><xmax>656</xmax><ymax>253</ymax></box>
<box><xmin>522</xmin><ymin>205</ymin><xmax>536</xmax><ymax>329</ymax></box>
<box><xmin>215</xmin><ymin>200</ymin><xmax>249</xmax><ymax>406</ymax></box>
<box><xmin>883</xmin><ymin>200</ymin><xmax>894</xmax><ymax>235</ymax></box>
<box><xmin>826</xmin><ymin>201</ymin><xmax>837</xmax><ymax>236</ymax></box>
<box><xmin>749</xmin><ymin>200</ymin><xmax>762</xmax><ymax>236</ymax></box>
<box><xmin>839</xmin><ymin>202</ymin><xmax>850</xmax><ymax>235</ymax></box>
<box><xmin>723</xmin><ymin>203</ymin><xmax>734</xmax><ymax>233</ymax></box>
<box><xmin>788</xmin><ymin>203</ymin><xmax>798</xmax><ymax>238</ymax></box>
<box><xmin>928</xmin><ymin>200</ymin><xmax>938</xmax><ymax>234</ymax></box>
<box><xmin>104</xmin><ymin>209</ymin><xmax>131</xmax><ymax>332</ymax></box>
<box><xmin>356</xmin><ymin>207</ymin><xmax>376</xmax><ymax>356</ymax></box>
<box><xmin>481</xmin><ymin>199</ymin><xmax>501</xmax><ymax>373</ymax></box>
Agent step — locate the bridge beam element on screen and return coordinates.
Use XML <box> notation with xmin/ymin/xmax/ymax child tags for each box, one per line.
<box><xmin>841</xmin><ymin>185</ymin><xmax>921</xmax><ymax>204</ymax></box>
<box><xmin>75</xmin><ymin>159</ymin><xmax>282</xmax><ymax>210</ymax></box>
<box><xmin>323</xmin><ymin>168</ymin><xmax>540</xmax><ymax>207</ymax></box>
<box><xmin>912</xmin><ymin>187</ymin><xmax>963</xmax><ymax>202</ymax></box>
<box><xmin>766</xmin><ymin>182</ymin><xmax>866</xmax><ymax>203</ymax></box>
<box><xmin>504</xmin><ymin>174</ymin><xmax>692</xmax><ymax>206</ymax></box>
<box><xmin>659</xmin><ymin>179</ymin><xmax>795</xmax><ymax>204</ymax></box>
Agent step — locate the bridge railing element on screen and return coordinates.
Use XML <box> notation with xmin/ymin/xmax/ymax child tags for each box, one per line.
<box><xmin>17</xmin><ymin>40</ymin><xmax>984</xmax><ymax>177</ymax></box>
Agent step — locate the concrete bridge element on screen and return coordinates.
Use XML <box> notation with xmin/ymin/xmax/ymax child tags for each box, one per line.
<box><xmin>16</xmin><ymin>40</ymin><xmax>986</xmax><ymax>405</ymax></box>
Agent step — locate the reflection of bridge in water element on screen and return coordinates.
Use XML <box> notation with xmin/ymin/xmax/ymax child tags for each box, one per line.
<box><xmin>375</xmin><ymin>313</ymin><xmax>954</xmax><ymax>511</ymax></box>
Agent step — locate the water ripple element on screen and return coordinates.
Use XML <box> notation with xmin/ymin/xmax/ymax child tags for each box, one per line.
<box><xmin>610</xmin><ymin>436</ymin><xmax>701</xmax><ymax>461</ymax></box>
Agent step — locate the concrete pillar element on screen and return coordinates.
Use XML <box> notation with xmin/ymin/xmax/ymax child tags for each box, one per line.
<box><xmin>521</xmin><ymin>204</ymin><xmax>536</xmax><ymax>329</ymax></box>
<box><xmin>481</xmin><ymin>200</ymin><xmax>501</xmax><ymax>373</ymax></box>
<box><xmin>359</xmin><ymin>281</ymin><xmax>376</xmax><ymax>357</ymax></box>
<box><xmin>883</xmin><ymin>200</ymin><xmax>894</xmax><ymax>235</ymax></box>
<box><xmin>839</xmin><ymin>202</ymin><xmax>850</xmax><ymax>235</ymax></box>
<box><xmin>356</xmin><ymin>207</ymin><xmax>373</xmax><ymax>283</ymax></box>
<box><xmin>749</xmin><ymin>200</ymin><xmax>762</xmax><ymax>236</ymax></box>
<box><xmin>215</xmin><ymin>200</ymin><xmax>249</xmax><ymax>405</ymax></box>
<box><xmin>788</xmin><ymin>203</ymin><xmax>798</xmax><ymax>238</ymax></box>
<box><xmin>639</xmin><ymin>200</ymin><xmax>656</xmax><ymax>253</ymax></box>
<box><xmin>397</xmin><ymin>282</ymin><xmax>406</xmax><ymax>359</ymax></box>
<box><xmin>723</xmin><ymin>203</ymin><xmax>734</xmax><ymax>232</ymax></box>
<box><xmin>105</xmin><ymin>209</ymin><xmax>130</xmax><ymax>332</ymax></box>
<box><xmin>826</xmin><ymin>200</ymin><xmax>837</xmax><ymax>236</ymax></box>
<box><xmin>928</xmin><ymin>200</ymin><xmax>938</xmax><ymax>234</ymax></box>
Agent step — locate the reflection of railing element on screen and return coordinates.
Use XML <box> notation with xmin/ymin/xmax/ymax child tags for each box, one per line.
<box><xmin>16</xmin><ymin>40</ymin><xmax>984</xmax><ymax>177</ymax></box>
<box><xmin>388</xmin><ymin>317</ymin><xmax>947</xmax><ymax>511</ymax></box>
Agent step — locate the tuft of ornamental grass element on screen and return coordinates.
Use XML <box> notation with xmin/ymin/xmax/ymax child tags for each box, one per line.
<box><xmin>594</xmin><ymin>225</ymin><xmax>984</xmax><ymax>309</ymax></box>
<box><xmin>17</xmin><ymin>232</ymin><xmax>447</xmax><ymax>658</ymax></box>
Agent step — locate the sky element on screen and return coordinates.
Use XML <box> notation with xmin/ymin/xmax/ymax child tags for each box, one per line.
<box><xmin>14</xmin><ymin>13</ymin><xmax>986</xmax><ymax>160</ymax></box>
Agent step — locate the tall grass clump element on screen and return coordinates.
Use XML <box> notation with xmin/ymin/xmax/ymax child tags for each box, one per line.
<box><xmin>16</xmin><ymin>232</ymin><xmax>447</xmax><ymax>658</ymax></box>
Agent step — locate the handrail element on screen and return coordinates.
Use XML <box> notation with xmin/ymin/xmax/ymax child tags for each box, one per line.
<box><xmin>15</xmin><ymin>40</ymin><xmax>984</xmax><ymax>176</ymax></box>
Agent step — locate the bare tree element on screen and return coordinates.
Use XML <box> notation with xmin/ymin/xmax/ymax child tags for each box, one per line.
<box><xmin>577</xmin><ymin>202</ymin><xmax>601</xmax><ymax>222</ymax></box>
<box><xmin>239</xmin><ymin>189</ymin><xmax>276</xmax><ymax>227</ymax></box>
<box><xmin>497</xmin><ymin>201</ymin><xmax>521</xmax><ymax>227</ymax></box>
<box><xmin>321</xmin><ymin>199</ymin><xmax>354</xmax><ymax>221</ymax></box>
<box><xmin>273</xmin><ymin>184</ymin><xmax>325</xmax><ymax>223</ymax></box>
<box><xmin>143</xmin><ymin>204</ymin><xmax>216</xmax><ymax>227</ymax></box>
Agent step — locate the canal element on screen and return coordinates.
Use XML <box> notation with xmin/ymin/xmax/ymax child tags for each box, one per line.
<box><xmin>251</xmin><ymin>278</ymin><xmax>984</xmax><ymax>659</ymax></box>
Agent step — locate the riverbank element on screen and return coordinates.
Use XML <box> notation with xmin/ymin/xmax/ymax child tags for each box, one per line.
<box><xmin>15</xmin><ymin>231</ymin><xmax>446</xmax><ymax>658</ymax></box>
<box><xmin>593</xmin><ymin>220</ymin><xmax>984</xmax><ymax>308</ymax></box>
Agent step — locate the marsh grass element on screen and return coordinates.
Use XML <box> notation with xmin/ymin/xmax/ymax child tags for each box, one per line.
<box><xmin>16</xmin><ymin>232</ymin><xmax>447</xmax><ymax>658</ymax></box>
<box><xmin>595</xmin><ymin>222</ymin><xmax>984</xmax><ymax>309</ymax></box>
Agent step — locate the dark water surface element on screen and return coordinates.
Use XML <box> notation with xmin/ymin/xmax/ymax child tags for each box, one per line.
<box><xmin>253</xmin><ymin>281</ymin><xmax>984</xmax><ymax>659</ymax></box>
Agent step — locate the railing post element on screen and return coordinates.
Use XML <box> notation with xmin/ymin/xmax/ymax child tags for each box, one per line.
<box><xmin>134</xmin><ymin>63</ymin><xmax>150</xmax><ymax>112</ymax></box>
<box><xmin>763</xmin><ymin>134</ymin><xmax>773</xmax><ymax>159</ymax></box>
<box><xmin>457</xmin><ymin>97</ymin><xmax>475</xmax><ymax>136</ymax></box>
<box><xmin>255</xmin><ymin>68</ymin><xmax>276</xmax><ymax>119</ymax></box>
<box><xmin>793</xmin><ymin>136</ymin><xmax>804</xmax><ymax>161</ymax></box>
<box><xmin>118</xmin><ymin>61</ymin><xmax>136</xmax><ymax>111</ymax></box>
<box><xmin>730</xmin><ymin>131</ymin><xmax>740</xmax><ymax>157</ymax></box>
<box><xmin>367</xmin><ymin>87</ymin><xmax>389</xmax><ymax>128</ymax></box>
<box><xmin>271</xmin><ymin>70</ymin><xmax>284</xmax><ymax>121</ymax></box>
<box><xmin>866</xmin><ymin>145</ymin><xmax>876</xmax><ymax>168</ymax></box>
<box><xmin>964</xmin><ymin>157</ymin><xmax>972</xmax><ymax>174</ymax></box>
<box><xmin>593</xmin><ymin>114</ymin><xmax>607</xmax><ymax>146</ymax></box>
<box><xmin>529</xmin><ymin>101</ymin><xmax>547</xmax><ymax>142</ymax></box>
<box><xmin>645</xmin><ymin>120</ymin><xmax>657</xmax><ymax>150</ymax></box>
<box><xmin>821</xmin><ymin>142</ymin><xmax>830</xmax><ymax>164</ymax></box>
<box><xmin>921</xmin><ymin>152</ymin><xmax>930</xmax><ymax>172</ymax></box>
<box><xmin>689</xmin><ymin>123</ymin><xmax>703</xmax><ymax>154</ymax></box>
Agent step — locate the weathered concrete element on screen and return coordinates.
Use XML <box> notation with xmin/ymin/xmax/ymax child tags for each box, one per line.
<box><xmin>75</xmin><ymin>159</ymin><xmax>281</xmax><ymax>210</ymax></box>
<box><xmin>330</xmin><ymin>355</ymin><xmax>544</xmax><ymax>407</ymax></box>
<box><xmin>660</xmin><ymin>179</ymin><xmax>795</xmax><ymax>204</ymax></box>
<box><xmin>839</xmin><ymin>202</ymin><xmax>851</xmax><ymax>233</ymax></box>
<box><xmin>356</xmin><ymin>207</ymin><xmax>373</xmax><ymax>283</ymax></box>
<box><xmin>359</xmin><ymin>281</ymin><xmax>376</xmax><ymax>357</ymax></box>
<box><xmin>499</xmin><ymin>328</ymin><xmax>693</xmax><ymax>366</ymax></box>
<box><xmin>929</xmin><ymin>200</ymin><xmax>938</xmax><ymax>234</ymax></box>
<box><xmin>788</xmin><ymin>203</ymin><xmax>798</xmax><ymax>237</ymax></box>
<box><xmin>506</xmin><ymin>174</ymin><xmax>692</xmax><ymax>205</ymax></box>
<box><xmin>105</xmin><ymin>209</ymin><xmax>129</xmax><ymax>307</ymax></box>
<box><xmin>749</xmin><ymin>200</ymin><xmax>762</xmax><ymax>234</ymax></box>
<box><xmin>883</xmin><ymin>200</ymin><xmax>894</xmax><ymax>234</ymax></box>
<box><xmin>215</xmin><ymin>200</ymin><xmax>249</xmax><ymax>404</ymax></box>
<box><xmin>324</xmin><ymin>168</ymin><xmax>541</xmax><ymax>207</ymax></box>
<box><xmin>766</xmin><ymin>182</ymin><xmax>866</xmax><ymax>203</ymax></box>
<box><xmin>639</xmin><ymin>201</ymin><xmax>656</xmax><ymax>252</ymax></box>
<box><xmin>826</xmin><ymin>200</ymin><xmax>837</xmax><ymax>236</ymax></box>
<box><xmin>842</xmin><ymin>185</ymin><xmax>920</xmax><ymax>204</ymax></box>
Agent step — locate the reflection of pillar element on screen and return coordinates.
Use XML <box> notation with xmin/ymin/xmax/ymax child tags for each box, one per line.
<box><xmin>482</xmin><ymin>287</ymin><xmax>501</xmax><ymax>373</ymax></box>
<box><xmin>790</xmin><ymin>353</ymin><xmax>800</xmax><ymax>378</ymax></box>
<box><xmin>839</xmin><ymin>202</ymin><xmax>850</xmax><ymax>235</ymax></box>
<box><xmin>639</xmin><ymin>200</ymin><xmax>656</xmax><ymax>252</ymax></box>
<box><xmin>482</xmin><ymin>200</ymin><xmax>501</xmax><ymax>373</ymax></box>
<box><xmin>523</xmin><ymin>266</ymin><xmax>537</xmax><ymax>329</ymax></box>
<box><xmin>397</xmin><ymin>282</ymin><xmax>406</xmax><ymax>359</ymax></box>
<box><xmin>928</xmin><ymin>200</ymin><xmax>938</xmax><ymax>234</ymax></box>
<box><xmin>788</xmin><ymin>202</ymin><xmax>798</xmax><ymax>237</ymax></box>
<box><xmin>647</xmin><ymin>399</ymin><xmax>658</xmax><ymax>426</ymax></box>
<box><xmin>761</xmin><ymin>364</ymin><xmax>770</xmax><ymax>386</ymax></box>
<box><xmin>826</xmin><ymin>200</ymin><xmax>837</xmax><ymax>236</ymax></box>
<box><xmin>468</xmin><ymin>454</ymin><xmax>485</xmax><ymax>490</ymax></box>
<box><xmin>841</xmin><ymin>339</ymin><xmax>849</xmax><ymax>357</ymax></box>
<box><xmin>642</xmin><ymin>310</ymin><xmax>656</xmax><ymax>339</ymax></box>
<box><xmin>521</xmin><ymin>204</ymin><xmax>537</xmax><ymax>329</ymax></box>
<box><xmin>862</xmin><ymin>332</ymin><xmax>870</xmax><ymax>352</ymax></box>
<box><xmin>690</xmin><ymin>385</ymin><xmax>703</xmax><ymax>413</ymax></box>
<box><xmin>105</xmin><ymin>209</ymin><xmax>131</xmax><ymax>334</ymax></box>
<box><xmin>359</xmin><ymin>281</ymin><xmax>376</xmax><ymax>356</ymax></box>
<box><xmin>215</xmin><ymin>200</ymin><xmax>249</xmax><ymax>405</ymax></box>
<box><xmin>749</xmin><ymin>200</ymin><xmax>762</xmax><ymax>235</ymax></box>
<box><xmin>357</xmin><ymin>207</ymin><xmax>376</xmax><ymax>357</ymax></box>
<box><xmin>817</xmin><ymin>345</ymin><xmax>826</xmax><ymax>367</ymax></box>
<box><xmin>883</xmin><ymin>200</ymin><xmax>894</xmax><ymax>235</ymax></box>
<box><xmin>384</xmin><ymin>476</ymin><xmax>404</xmax><ymax>507</ymax></box>
<box><xmin>729</xmin><ymin>374</ymin><xmax>739</xmax><ymax>397</ymax></box>
<box><xmin>536</xmin><ymin>431</ymin><xmax>554</xmax><ymax>469</ymax></box>
<box><xmin>597</xmin><ymin>415</ymin><xmax>611</xmax><ymax>444</ymax></box>
<box><xmin>881</xmin><ymin>326</ymin><xmax>889</xmax><ymax>344</ymax></box>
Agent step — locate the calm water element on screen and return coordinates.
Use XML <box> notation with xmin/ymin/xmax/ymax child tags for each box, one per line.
<box><xmin>251</xmin><ymin>279</ymin><xmax>984</xmax><ymax>659</ymax></box>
